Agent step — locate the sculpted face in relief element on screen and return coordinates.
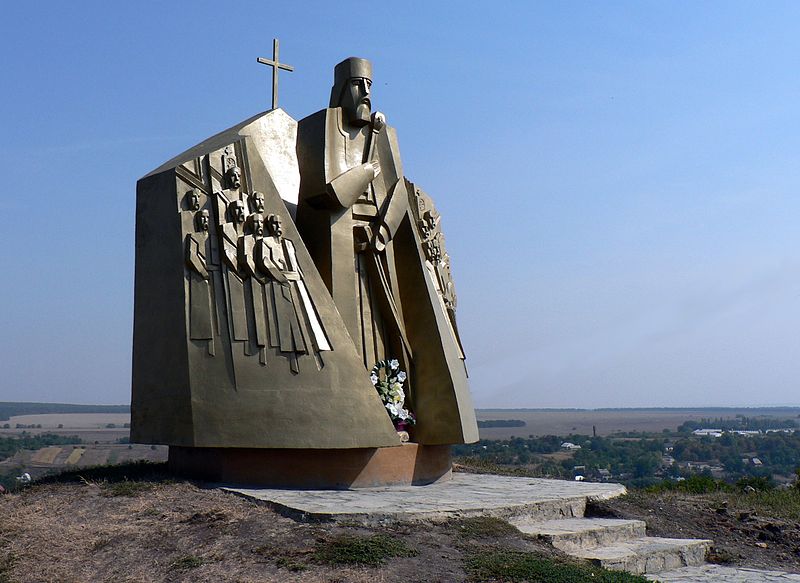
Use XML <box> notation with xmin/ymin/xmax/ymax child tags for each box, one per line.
<box><xmin>231</xmin><ymin>200</ymin><xmax>246</xmax><ymax>225</ymax></box>
<box><xmin>187</xmin><ymin>189</ymin><xmax>201</xmax><ymax>211</ymax></box>
<box><xmin>267</xmin><ymin>214</ymin><xmax>283</xmax><ymax>238</ymax></box>
<box><xmin>250</xmin><ymin>213</ymin><xmax>265</xmax><ymax>237</ymax></box>
<box><xmin>341</xmin><ymin>77</ymin><xmax>371</xmax><ymax>126</ymax></box>
<box><xmin>227</xmin><ymin>165</ymin><xmax>242</xmax><ymax>189</ymax></box>
<box><xmin>197</xmin><ymin>209</ymin><xmax>210</xmax><ymax>232</ymax></box>
<box><xmin>251</xmin><ymin>191</ymin><xmax>266</xmax><ymax>213</ymax></box>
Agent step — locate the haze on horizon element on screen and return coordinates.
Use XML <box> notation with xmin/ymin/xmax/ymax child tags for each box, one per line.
<box><xmin>1</xmin><ymin>2</ymin><xmax>798</xmax><ymax>409</ymax></box>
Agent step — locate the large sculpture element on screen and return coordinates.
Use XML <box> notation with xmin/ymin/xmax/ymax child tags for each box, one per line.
<box><xmin>131</xmin><ymin>50</ymin><xmax>478</xmax><ymax>488</ymax></box>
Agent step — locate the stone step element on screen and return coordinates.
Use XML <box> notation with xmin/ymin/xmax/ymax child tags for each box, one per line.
<box><xmin>513</xmin><ymin>517</ymin><xmax>647</xmax><ymax>551</ymax></box>
<box><xmin>571</xmin><ymin>536</ymin><xmax>712</xmax><ymax>575</ymax></box>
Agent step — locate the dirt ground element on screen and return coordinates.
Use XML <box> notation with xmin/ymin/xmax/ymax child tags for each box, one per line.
<box><xmin>592</xmin><ymin>490</ymin><xmax>800</xmax><ymax>572</ymax></box>
<box><xmin>0</xmin><ymin>476</ymin><xmax>566</xmax><ymax>583</ymax></box>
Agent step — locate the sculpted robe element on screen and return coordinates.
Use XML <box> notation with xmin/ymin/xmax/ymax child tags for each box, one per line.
<box><xmin>296</xmin><ymin>107</ymin><xmax>479</xmax><ymax>444</ymax></box>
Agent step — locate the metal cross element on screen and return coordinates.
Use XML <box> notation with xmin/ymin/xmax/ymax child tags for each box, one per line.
<box><xmin>257</xmin><ymin>38</ymin><xmax>294</xmax><ymax>110</ymax></box>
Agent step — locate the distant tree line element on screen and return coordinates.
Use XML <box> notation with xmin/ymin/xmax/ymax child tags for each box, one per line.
<box><xmin>678</xmin><ymin>416</ymin><xmax>797</xmax><ymax>433</ymax></box>
<box><xmin>0</xmin><ymin>402</ymin><xmax>130</xmax><ymax>422</ymax></box>
<box><xmin>477</xmin><ymin>419</ymin><xmax>526</xmax><ymax>428</ymax></box>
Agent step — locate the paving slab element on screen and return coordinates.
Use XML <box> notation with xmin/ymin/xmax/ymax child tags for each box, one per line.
<box><xmin>648</xmin><ymin>565</ymin><xmax>800</xmax><ymax>582</ymax></box>
<box><xmin>223</xmin><ymin>473</ymin><xmax>626</xmax><ymax>523</ymax></box>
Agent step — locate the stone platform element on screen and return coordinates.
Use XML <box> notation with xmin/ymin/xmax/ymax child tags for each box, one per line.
<box><xmin>224</xmin><ymin>472</ymin><xmax>626</xmax><ymax>523</ymax></box>
<box><xmin>225</xmin><ymin>473</ymin><xmax>719</xmax><ymax>577</ymax></box>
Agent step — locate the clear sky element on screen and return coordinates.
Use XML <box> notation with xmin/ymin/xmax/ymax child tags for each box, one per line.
<box><xmin>1</xmin><ymin>2</ymin><xmax>799</xmax><ymax>407</ymax></box>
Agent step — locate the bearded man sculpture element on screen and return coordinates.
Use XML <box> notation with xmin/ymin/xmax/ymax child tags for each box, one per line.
<box><xmin>131</xmin><ymin>55</ymin><xmax>477</xmax><ymax>488</ymax></box>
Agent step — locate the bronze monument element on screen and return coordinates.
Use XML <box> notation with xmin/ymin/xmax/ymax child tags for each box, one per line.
<box><xmin>132</xmin><ymin>46</ymin><xmax>478</xmax><ymax>488</ymax></box>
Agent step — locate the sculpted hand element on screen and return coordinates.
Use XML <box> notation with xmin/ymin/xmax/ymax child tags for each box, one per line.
<box><xmin>353</xmin><ymin>225</ymin><xmax>373</xmax><ymax>251</ymax></box>
<box><xmin>369</xmin><ymin>161</ymin><xmax>382</xmax><ymax>181</ymax></box>
<box><xmin>371</xmin><ymin>112</ymin><xmax>386</xmax><ymax>132</ymax></box>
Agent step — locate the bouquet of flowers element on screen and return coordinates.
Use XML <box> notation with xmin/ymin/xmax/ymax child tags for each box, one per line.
<box><xmin>370</xmin><ymin>359</ymin><xmax>415</xmax><ymax>428</ymax></box>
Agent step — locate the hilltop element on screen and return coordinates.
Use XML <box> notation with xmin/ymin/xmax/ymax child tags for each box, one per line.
<box><xmin>0</xmin><ymin>464</ymin><xmax>649</xmax><ymax>583</ymax></box>
<box><xmin>2</xmin><ymin>463</ymin><xmax>800</xmax><ymax>581</ymax></box>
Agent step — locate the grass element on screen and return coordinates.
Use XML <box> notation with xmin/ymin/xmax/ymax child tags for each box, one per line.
<box><xmin>314</xmin><ymin>533</ymin><xmax>418</xmax><ymax>567</ymax></box>
<box><xmin>275</xmin><ymin>556</ymin><xmax>308</xmax><ymax>572</ymax></box>
<box><xmin>101</xmin><ymin>480</ymin><xmax>154</xmax><ymax>497</ymax></box>
<box><xmin>712</xmin><ymin>489</ymin><xmax>800</xmax><ymax>521</ymax></box>
<box><xmin>455</xmin><ymin>457</ymin><xmax>542</xmax><ymax>478</ymax></box>
<box><xmin>34</xmin><ymin>460</ymin><xmax>171</xmax><ymax>485</ymax></box>
<box><xmin>0</xmin><ymin>552</ymin><xmax>16</xmax><ymax>583</ymax></box>
<box><xmin>465</xmin><ymin>550</ymin><xmax>649</xmax><ymax>582</ymax></box>
<box><xmin>170</xmin><ymin>554</ymin><xmax>204</xmax><ymax>570</ymax></box>
<box><xmin>638</xmin><ymin>481</ymin><xmax>800</xmax><ymax>521</ymax></box>
<box><xmin>454</xmin><ymin>516</ymin><xmax>521</xmax><ymax>539</ymax></box>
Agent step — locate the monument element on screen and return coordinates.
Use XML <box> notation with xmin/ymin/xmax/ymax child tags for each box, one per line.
<box><xmin>131</xmin><ymin>43</ymin><xmax>478</xmax><ymax>488</ymax></box>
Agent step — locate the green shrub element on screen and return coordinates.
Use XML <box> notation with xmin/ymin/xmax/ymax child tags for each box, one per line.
<box><xmin>645</xmin><ymin>475</ymin><xmax>728</xmax><ymax>494</ymax></box>
<box><xmin>170</xmin><ymin>555</ymin><xmax>203</xmax><ymax>570</ymax></box>
<box><xmin>455</xmin><ymin>516</ymin><xmax>520</xmax><ymax>539</ymax></box>
<box><xmin>735</xmin><ymin>476</ymin><xmax>775</xmax><ymax>492</ymax></box>
<box><xmin>275</xmin><ymin>556</ymin><xmax>307</xmax><ymax>572</ymax></box>
<box><xmin>465</xmin><ymin>550</ymin><xmax>649</xmax><ymax>582</ymax></box>
<box><xmin>314</xmin><ymin>533</ymin><xmax>417</xmax><ymax>567</ymax></box>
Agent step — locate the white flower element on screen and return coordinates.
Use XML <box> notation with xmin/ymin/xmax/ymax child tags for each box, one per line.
<box><xmin>394</xmin><ymin>387</ymin><xmax>406</xmax><ymax>403</ymax></box>
<box><xmin>397</xmin><ymin>408</ymin><xmax>409</xmax><ymax>420</ymax></box>
<box><xmin>369</xmin><ymin>373</ymin><xmax>378</xmax><ymax>385</ymax></box>
<box><xmin>385</xmin><ymin>402</ymin><xmax>400</xmax><ymax>417</ymax></box>
<box><xmin>390</xmin><ymin>382</ymin><xmax>402</xmax><ymax>393</ymax></box>
<box><xmin>389</xmin><ymin>359</ymin><xmax>399</xmax><ymax>370</ymax></box>
<box><xmin>397</xmin><ymin>371</ymin><xmax>407</xmax><ymax>383</ymax></box>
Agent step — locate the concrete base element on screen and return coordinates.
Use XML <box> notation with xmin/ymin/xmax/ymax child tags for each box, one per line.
<box><xmin>169</xmin><ymin>443</ymin><xmax>452</xmax><ymax>489</ymax></box>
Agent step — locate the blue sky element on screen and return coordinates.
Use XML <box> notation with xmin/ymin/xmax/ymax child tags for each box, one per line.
<box><xmin>1</xmin><ymin>2</ymin><xmax>799</xmax><ymax>407</ymax></box>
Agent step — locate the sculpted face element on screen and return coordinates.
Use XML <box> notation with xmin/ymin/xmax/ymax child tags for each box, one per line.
<box><xmin>231</xmin><ymin>200</ymin><xmax>246</xmax><ymax>224</ymax></box>
<box><xmin>251</xmin><ymin>214</ymin><xmax>264</xmax><ymax>237</ymax></box>
<box><xmin>187</xmin><ymin>190</ymin><xmax>201</xmax><ymax>211</ymax></box>
<box><xmin>341</xmin><ymin>77</ymin><xmax>372</xmax><ymax>127</ymax></box>
<box><xmin>251</xmin><ymin>191</ymin><xmax>265</xmax><ymax>213</ymax></box>
<box><xmin>198</xmin><ymin>209</ymin><xmax>210</xmax><ymax>232</ymax></box>
<box><xmin>226</xmin><ymin>165</ymin><xmax>242</xmax><ymax>189</ymax></box>
<box><xmin>267</xmin><ymin>214</ymin><xmax>283</xmax><ymax>238</ymax></box>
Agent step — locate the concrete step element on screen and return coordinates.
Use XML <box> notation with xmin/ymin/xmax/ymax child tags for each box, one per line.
<box><xmin>571</xmin><ymin>536</ymin><xmax>712</xmax><ymax>575</ymax></box>
<box><xmin>513</xmin><ymin>517</ymin><xmax>647</xmax><ymax>551</ymax></box>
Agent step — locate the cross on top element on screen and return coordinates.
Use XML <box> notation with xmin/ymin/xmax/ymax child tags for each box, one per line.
<box><xmin>257</xmin><ymin>38</ymin><xmax>294</xmax><ymax>111</ymax></box>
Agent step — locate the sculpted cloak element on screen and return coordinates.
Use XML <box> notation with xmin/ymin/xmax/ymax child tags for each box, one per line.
<box><xmin>295</xmin><ymin>57</ymin><xmax>478</xmax><ymax>444</ymax></box>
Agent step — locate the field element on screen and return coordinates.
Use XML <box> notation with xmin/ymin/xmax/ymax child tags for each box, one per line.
<box><xmin>0</xmin><ymin>413</ymin><xmax>131</xmax><ymax>444</ymax></box>
<box><xmin>475</xmin><ymin>407</ymin><xmax>800</xmax><ymax>439</ymax></box>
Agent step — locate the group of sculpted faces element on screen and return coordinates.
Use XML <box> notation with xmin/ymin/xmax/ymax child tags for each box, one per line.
<box><xmin>187</xmin><ymin>188</ymin><xmax>289</xmax><ymax>284</ymax></box>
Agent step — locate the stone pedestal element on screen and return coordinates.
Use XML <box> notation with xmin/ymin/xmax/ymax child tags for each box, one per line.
<box><xmin>169</xmin><ymin>443</ymin><xmax>452</xmax><ymax>489</ymax></box>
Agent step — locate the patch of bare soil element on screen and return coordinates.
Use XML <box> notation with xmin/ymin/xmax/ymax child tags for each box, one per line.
<box><xmin>590</xmin><ymin>490</ymin><xmax>800</xmax><ymax>573</ymax></box>
<box><xmin>0</xmin><ymin>477</ymin><xmax>564</xmax><ymax>583</ymax></box>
